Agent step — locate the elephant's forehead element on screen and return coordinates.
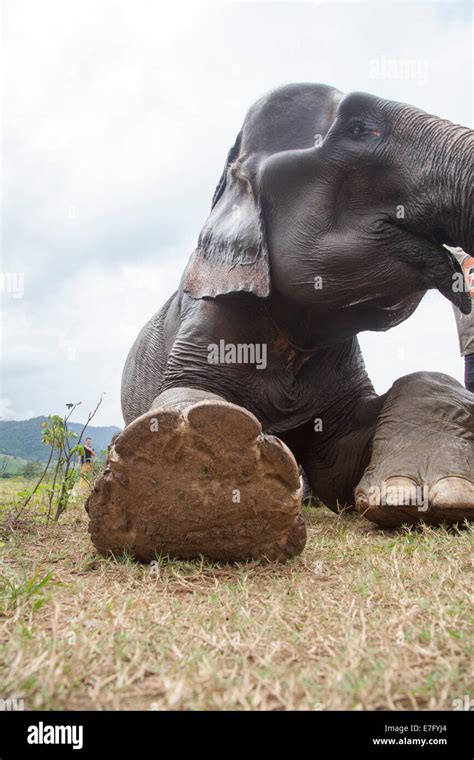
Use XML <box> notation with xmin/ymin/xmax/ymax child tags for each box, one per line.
<box><xmin>241</xmin><ymin>82</ymin><xmax>343</xmax><ymax>157</ymax></box>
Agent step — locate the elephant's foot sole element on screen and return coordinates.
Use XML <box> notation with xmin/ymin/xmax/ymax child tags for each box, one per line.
<box><xmin>355</xmin><ymin>475</ymin><xmax>474</xmax><ymax>528</ymax></box>
<box><xmin>86</xmin><ymin>400</ymin><xmax>305</xmax><ymax>562</ymax></box>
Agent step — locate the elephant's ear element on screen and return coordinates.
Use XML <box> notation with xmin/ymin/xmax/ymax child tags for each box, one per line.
<box><xmin>183</xmin><ymin>132</ymin><xmax>270</xmax><ymax>299</ymax></box>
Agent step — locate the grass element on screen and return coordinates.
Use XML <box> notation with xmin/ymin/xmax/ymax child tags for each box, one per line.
<box><xmin>0</xmin><ymin>477</ymin><xmax>472</xmax><ymax>710</ymax></box>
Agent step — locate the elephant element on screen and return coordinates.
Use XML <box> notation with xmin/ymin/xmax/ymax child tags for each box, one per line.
<box><xmin>86</xmin><ymin>82</ymin><xmax>474</xmax><ymax>562</ymax></box>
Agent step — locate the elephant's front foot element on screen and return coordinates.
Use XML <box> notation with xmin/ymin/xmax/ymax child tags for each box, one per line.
<box><xmin>86</xmin><ymin>395</ymin><xmax>305</xmax><ymax>562</ymax></box>
<box><xmin>355</xmin><ymin>372</ymin><xmax>474</xmax><ymax>528</ymax></box>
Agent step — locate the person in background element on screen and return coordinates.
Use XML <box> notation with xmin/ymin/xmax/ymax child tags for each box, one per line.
<box><xmin>81</xmin><ymin>436</ymin><xmax>96</xmax><ymax>468</ymax></box>
<box><xmin>452</xmin><ymin>250</ymin><xmax>474</xmax><ymax>392</ymax></box>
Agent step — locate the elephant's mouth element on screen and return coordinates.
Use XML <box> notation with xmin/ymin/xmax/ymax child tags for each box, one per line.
<box><xmin>381</xmin><ymin>217</ymin><xmax>472</xmax><ymax>314</ymax></box>
<box><xmin>340</xmin><ymin>293</ymin><xmax>402</xmax><ymax>311</ymax></box>
<box><xmin>422</xmin><ymin>225</ymin><xmax>472</xmax><ymax>262</ymax></box>
<box><xmin>424</xmin><ymin>224</ymin><xmax>472</xmax><ymax>259</ymax></box>
<box><xmin>399</xmin><ymin>220</ymin><xmax>459</xmax><ymax>251</ymax></box>
<box><xmin>432</xmin><ymin>226</ymin><xmax>457</xmax><ymax>248</ymax></box>
<box><xmin>387</xmin><ymin>201</ymin><xmax>472</xmax><ymax>257</ymax></box>
<box><xmin>391</xmin><ymin>214</ymin><xmax>471</xmax><ymax>258</ymax></box>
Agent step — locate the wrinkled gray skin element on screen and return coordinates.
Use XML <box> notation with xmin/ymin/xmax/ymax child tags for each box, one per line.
<box><xmin>122</xmin><ymin>83</ymin><xmax>473</xmax><ymax>523</ymax></box>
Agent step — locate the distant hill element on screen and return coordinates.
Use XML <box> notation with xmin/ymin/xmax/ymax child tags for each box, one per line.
<box><xmin>0</xmin><ymin>417</ymin><xmax>121</xmax><ymax>462</ymax></box>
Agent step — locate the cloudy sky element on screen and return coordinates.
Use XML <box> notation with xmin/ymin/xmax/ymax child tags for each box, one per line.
<box><xmin>1</xmin><ymin>0</ymin><xmax>472</xmax><ymax>426</ymax></box>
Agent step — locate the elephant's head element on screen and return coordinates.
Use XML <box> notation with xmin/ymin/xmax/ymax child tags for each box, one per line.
<box><xmin>184</xmin><ymin>84</ymin><xmax>472</xmax><ymax>334</ymax></box>
<box><xmin>183</xmin><ymin>83</ymin><xmax>343</xmax><ymax>300</ymax></box>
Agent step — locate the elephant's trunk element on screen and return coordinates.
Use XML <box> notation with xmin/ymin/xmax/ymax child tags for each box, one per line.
<box><xmin>393</xmin><ymin>106</ymin><xmax>473</xmax><ymax>255</ymax></box>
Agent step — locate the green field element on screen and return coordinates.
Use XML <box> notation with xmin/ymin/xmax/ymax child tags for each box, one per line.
<box><xmin>0</xmin><ymin>454</ymin><xmax>29</xmax><ymax>476</ymax></box>
<box><xmin>0</xmin><ymin>477</ymin><xmax>472</xmax><ymax>710</ymax></box>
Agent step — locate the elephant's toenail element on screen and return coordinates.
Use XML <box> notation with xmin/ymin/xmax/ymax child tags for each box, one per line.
<box><xmin>430</xmin><ymin>477</ymin><xmax>474</xmax><ymax>510</ymax></box>
<box><xmin>381</xmin><ymin>477</ymin><xmax>420</xmax><ymax>508</ymax></box>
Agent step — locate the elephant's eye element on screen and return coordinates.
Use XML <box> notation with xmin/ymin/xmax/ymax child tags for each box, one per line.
<box><xmin>349</xmin><ymin>122</ymin><xmax>367</xmax><ymax>136</ymax></box>
<box><xmin>349</xmin><ymin>121</ymin><xmax>381</xmax><ymax>138</ymax></box>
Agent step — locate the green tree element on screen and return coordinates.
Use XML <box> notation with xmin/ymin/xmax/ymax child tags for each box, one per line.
<box><xmin>21</xmin><ymin>461</ymin><xmax>43</xmax><ymax>479</ymax></box>
<box><xmin>17</xmin><ymin>395</ymin><xmax>105</xmax><ymax>524</ymax></box>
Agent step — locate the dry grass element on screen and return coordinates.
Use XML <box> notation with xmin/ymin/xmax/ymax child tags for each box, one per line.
<box><xmin>0</xmin><ymin>478</ymin><xmax>472</xmax><ymax>711</ymax></box>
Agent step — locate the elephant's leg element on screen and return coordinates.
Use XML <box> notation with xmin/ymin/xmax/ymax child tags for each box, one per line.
<box><xmin>283</xmin><ymin>392</ymin><xmax>384</xmax><ymax>514</ymax></box>
<box><xmin>86</xmin><ymin>386</ymin><xmax>305</xmax><ymax>562</ymax></box>
<box><xmin>278</xmin><ymin>334</ymin><xmax>384</xmax><ymax>513</ymax></box>
<box><xmin>87</xmin><ymin>293</ymin><xmax>309</xmax><ymax>562</ymax></box>
<box><xmin>355</xmin><ymin>372</ymin><xmax>474</xmax><ymax>527</ymax></box>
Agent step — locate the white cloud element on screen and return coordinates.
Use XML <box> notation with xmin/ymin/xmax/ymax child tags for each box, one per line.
<box><xmin>0</xmin><ymin>398</ymin><xmax>18</xmax><ymax>421</ymax></box>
